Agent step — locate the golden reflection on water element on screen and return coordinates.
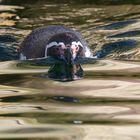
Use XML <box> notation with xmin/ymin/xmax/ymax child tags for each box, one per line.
<box><xmin>0</xmin><ymin>60</ymin><xmax>140</xmax><ymax>139</ymax></box>
<box><xmin>0</xmin><ymin>1</ymin><xmax>140</xmax><ymax>140</ymax></box>
<box><xmin>0</xmin><ymin>5</ymin><xmax>23</xmax><ymax>26</ymax></box>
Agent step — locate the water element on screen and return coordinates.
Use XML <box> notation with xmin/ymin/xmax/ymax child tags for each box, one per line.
<box><xmin>0</xmin><ymin>0</ymin><xmax>140</xmax><ymax>139</ymax></box>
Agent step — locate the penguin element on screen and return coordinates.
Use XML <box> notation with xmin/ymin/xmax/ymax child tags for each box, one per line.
<box><xmin>19</xmin><ymin>25</ymin><xmax>93</xmax><ymax>81</ymax></box>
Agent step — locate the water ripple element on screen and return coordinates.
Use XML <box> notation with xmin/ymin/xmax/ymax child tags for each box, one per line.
<box><xmin>0</xmin><ymin>1</ymin><xmax>140</xmax><ymax>140</ymax></box>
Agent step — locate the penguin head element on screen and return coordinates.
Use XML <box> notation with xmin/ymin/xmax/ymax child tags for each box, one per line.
<box><xmin>45</xmin><ymin>33</ymin><xmax>84</xmax><ymax>63</ymax></box>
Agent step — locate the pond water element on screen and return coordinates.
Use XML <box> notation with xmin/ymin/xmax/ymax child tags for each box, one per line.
<box><xmin>0</xmin><ymin>0</ymin><xmax>140</xmax><ymax>140</ymax></box>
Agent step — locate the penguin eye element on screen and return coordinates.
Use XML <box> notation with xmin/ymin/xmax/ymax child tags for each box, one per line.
<box><xmin>71</xmin><ymin>45</ymin><xmax>80</xmax><ymax>53</ymax></box>
<box><xmin>75</xmin><ymin>46</ymin><xmax>79</xmax><ymax>52</ymax></box>
<box><xmin>78</xmin><ymin>45</ymin><xmax>83</xmax><ymax>51</ymax></box>
<box><xmin>56</xmin><ymin>47</ymin><xmax>60</xmax><ymax>51</ymax></box>
<box><xmin>58</xmin><ymin>45</ymin><xmax>67</xmax><ymax>50</ymax></box>
<box><xmin>77</xmin><ymin>45</ymin><xmax>84</xmax><ymax>56</ymax></box>
<box><xmin>51</xmin><ymin>45</ymin><xmax>60</xmax><ymax>51</ymax></box>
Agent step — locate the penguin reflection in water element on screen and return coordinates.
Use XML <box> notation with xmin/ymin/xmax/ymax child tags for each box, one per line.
<box><xmin>20</xmin><ymin>25</ymin><xmax>93</xmax><ymax>81</ymax></box>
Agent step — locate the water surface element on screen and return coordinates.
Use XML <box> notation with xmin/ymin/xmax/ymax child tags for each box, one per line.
<box><xmin>0</xmin><ymin>0</ymin><xmax>140</xmax><ymax>139</ymax></box>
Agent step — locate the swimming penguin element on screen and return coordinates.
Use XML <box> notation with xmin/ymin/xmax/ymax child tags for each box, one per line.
<box><xmin>20</xmin><ymin>25</ymin><xmax>93</xmax><ymax>81</ymax></box>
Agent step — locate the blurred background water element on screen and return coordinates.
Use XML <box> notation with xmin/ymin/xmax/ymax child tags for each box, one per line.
<box><xmin>0</xmin><ymin>0</ymin><xmax>140</xmax><ymax>140</ymax></box>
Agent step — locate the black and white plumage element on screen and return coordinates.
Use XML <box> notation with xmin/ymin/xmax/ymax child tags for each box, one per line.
<box><xmin>20</xmin><ymin>25</ymin><xmax>93</xmax><ymax>81</ymax></box>
<box><xmin>20</xmin><ymin>25</ymin><xmax>92</xmax><ymax>59</ymax></box>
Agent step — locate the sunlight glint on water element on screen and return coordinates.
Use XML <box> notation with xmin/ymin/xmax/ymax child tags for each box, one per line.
<box><xmin>0</xmin><ymin>0</ymin><xmax>140</xmax><ymax>140</ymax></box>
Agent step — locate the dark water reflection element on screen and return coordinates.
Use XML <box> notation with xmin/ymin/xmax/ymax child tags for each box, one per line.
<box><xmin>1</xmin><ymin>0</ymin><xmax>140</xmax><ymax>140</ymax></box>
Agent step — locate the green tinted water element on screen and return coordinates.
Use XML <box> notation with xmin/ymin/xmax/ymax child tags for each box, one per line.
<box><xmin>0</xmin><ymin>1</ymin><xmax>140</xmax><ymax>140</ymax></box>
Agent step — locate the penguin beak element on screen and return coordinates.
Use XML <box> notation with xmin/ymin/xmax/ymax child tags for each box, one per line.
<box><xmin>61</xmin><ymin>47</ymin><xmax>74</xmax><ymax>81</ymax></box>
<box><xmin>65</xmin><ymin>47</ymin><xmax>73</xmax><ymax>64</ymax></box>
